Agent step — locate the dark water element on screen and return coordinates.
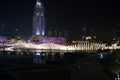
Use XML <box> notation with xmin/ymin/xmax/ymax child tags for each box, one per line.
<box><xmin>0</xmin><ymin>51</ymin><xmax>112</xmax><ymax>80</ymax></box>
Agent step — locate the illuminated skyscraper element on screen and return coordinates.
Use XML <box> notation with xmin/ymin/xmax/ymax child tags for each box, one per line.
<box><xmin>33</xmin><ymin>0</ymin><xmax>45</xmax><ymax>36</ymax></box>
<box><xmin>30</xmin><ymin>0</ymin><xmax>67</xmax><ymax>44</ymax></box>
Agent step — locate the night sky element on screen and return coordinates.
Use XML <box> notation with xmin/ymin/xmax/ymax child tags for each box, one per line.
<box><xmin>0</xmin><ymin>0</ymin><xmax>118</xmax><ymax>39</ymax></box>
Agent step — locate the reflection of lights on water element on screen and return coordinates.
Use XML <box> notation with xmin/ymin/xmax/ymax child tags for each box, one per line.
<box><xmin>35</xmin><ymin>52</ymin><xmax>45</xmax><ymax>57</ymax></box>
<box><xmin>36</xmin><ymin>52</ymin><xmax>41</xmax><ymax>56</ymax></box>
<box><xmin>42</xmin><ymin>53</ymin><xmax>45</xmax><ymax>56</ymax></box>
<box><xmin>100</xmin><ymin>54</ymin><xmax>103</xmax><ymax>59</ymax></box>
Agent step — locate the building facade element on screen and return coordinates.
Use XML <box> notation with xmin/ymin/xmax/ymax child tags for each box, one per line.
<box><xmin>31</xmin><ymin>0</ymin><xmax>67</xmax><ymax>44</ymax></box>
<box><xmin>33</xmin><ymin>0</ymin><xmax>45</xmax><ymax>36</ymax></box>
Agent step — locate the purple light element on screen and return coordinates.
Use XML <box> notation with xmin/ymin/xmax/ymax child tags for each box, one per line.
<box><xmin>38</xmin><ymin>37</ymin><xmax>67</xmax><ymax>44</ymax></box>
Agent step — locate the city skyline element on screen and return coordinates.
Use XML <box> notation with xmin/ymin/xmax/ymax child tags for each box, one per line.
<box><xmin>0</xmin><ymin>0</ymin><xmax>118</xmax><ymax>39</ymax></box>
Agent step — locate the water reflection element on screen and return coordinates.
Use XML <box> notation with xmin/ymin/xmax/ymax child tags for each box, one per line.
<box><xmin>33</xmin><ymin>52</ymin><xmax>46</xmax><ymax>64</ymax></box>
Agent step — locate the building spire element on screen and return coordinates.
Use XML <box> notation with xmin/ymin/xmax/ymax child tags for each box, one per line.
<box><xmin>36</xmin><ymin>0</ymin><xmax>41</xmax><ymax>6</ymax></box>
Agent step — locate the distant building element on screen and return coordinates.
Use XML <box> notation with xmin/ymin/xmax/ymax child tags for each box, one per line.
<box><xmin>0</xmin><ymin>22</ymin><xmax>18</xmax><ymax>38</ymax></box>
<box><xmin>30</xmin><ymin>0</ymin><xmax>67</xmax><ymax>44</ymax></box>
<box><xmin>0</xmin><ymin>22</ymin><xmax>8</xmax><ymax>36</ymax></box>
<box><xmin>33</xmin><ymin>0</ymin><xmax>45</xmax><ymax>36</ymax></box>
<box><xmin>13</xmin><ymin>26</ymin><xmax>23</xmax><ymax>39</ymax></box>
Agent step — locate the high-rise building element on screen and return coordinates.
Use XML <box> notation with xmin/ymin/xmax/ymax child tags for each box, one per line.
<box><xmin>33</xmin><ymin>0</ymin><xmax>45</xmax><ymax>36</ymax></box>
<box><xmin>30</xmin><ymin>0</ymin><xmax>67</xmax><ymax>44</ymax></box>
